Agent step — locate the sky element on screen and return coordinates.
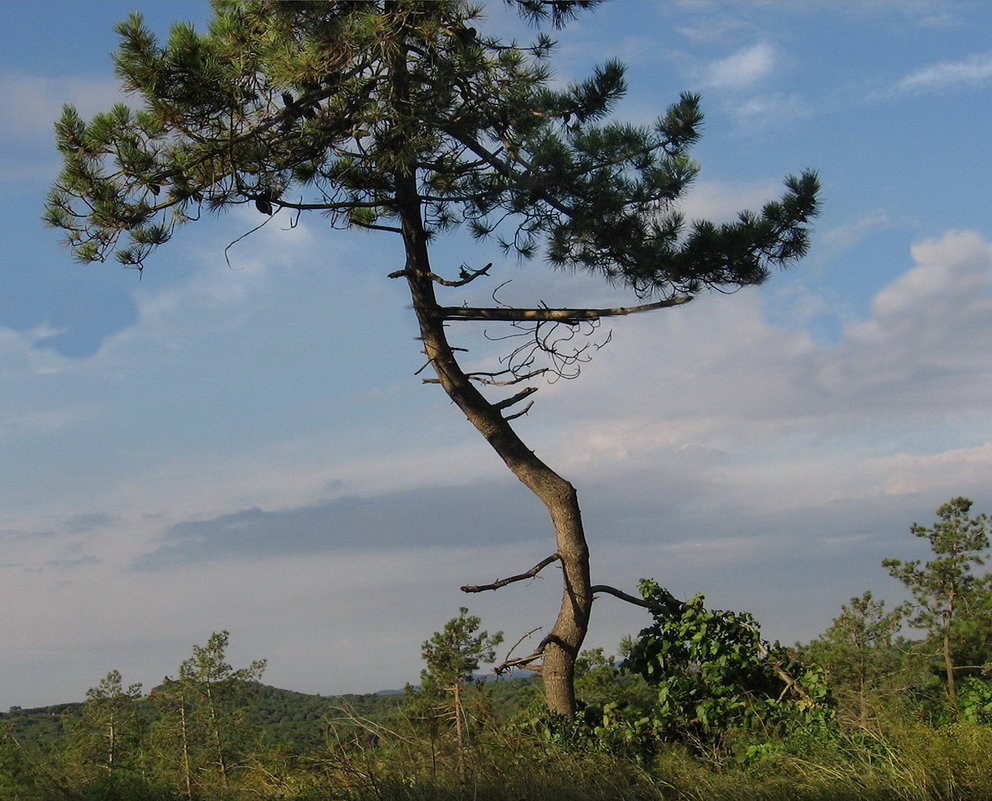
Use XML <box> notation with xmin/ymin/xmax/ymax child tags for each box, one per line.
<box><xmin>2</xmin><ymin>0</ymin><xmax>991</xmax><ymax>710</ymax></box>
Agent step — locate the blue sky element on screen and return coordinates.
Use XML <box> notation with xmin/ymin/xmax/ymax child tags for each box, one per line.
<box><xmin>2</xmin><ymin>0</ymin><xmax>991</xmax><ymax>709</ymax></box>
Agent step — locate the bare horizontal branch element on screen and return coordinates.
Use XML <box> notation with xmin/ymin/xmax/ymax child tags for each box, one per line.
<box><xmin>436</xmin><ymin>296</ymin><xmax>692</xmax><ymax>323</ymax></box>
<box><xmin>491</xmin><ymin>626</ymin><xmax>545</xmax><ymax>677</ymax></box>
<box><xmin>390</xmin><ymin>263</ymin><xmax>493</xmax><ymax>286</ymax></box>
<box><xmin>467</xmin><ymin>367</ymin><xmax>549</xmax><ymax>386</ymax></box>
<box><xmin>589</xmin><ymin>584</ymin><xmax>656</xmax><ymax>609</ymax></box>
<box><xmin>461</xmin><ymin>553</ymin><xmax>560</xmax><ymax>593</ymax></box>
<box><xmin>435</xmin><ymin>262</ymin><xmax>493</xmax><ymax>287</ymax></box>
<box><xmin>590</xmin><ymin>583</ymin><xmax>683</xmax><ymax>615</ymax></box>
<box><xmin>351</xmin><ymin>221</ymin><xmax>403</xmax><ymax>234</ymax></box>
<box><xmin>494</xmin><ymin>650</ymin><xmax>544</xmax><ymax>675</ymax></box>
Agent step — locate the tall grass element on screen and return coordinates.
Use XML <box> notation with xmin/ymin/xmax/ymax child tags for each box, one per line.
<box><xmin>256</xmin><ymin>716</ymin><xmax>992</xmax><ymax>801</ymax></box>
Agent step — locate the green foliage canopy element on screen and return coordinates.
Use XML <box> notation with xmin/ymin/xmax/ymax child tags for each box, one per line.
<box><xmin>621</xmin><ymin>579</ymin><xmax>831</xmax><ymax>750</ymax></box>
<box><xmin>44</xmin><ymin>0</ymin><xmax>818</xmax><ymax>301</ymax></box>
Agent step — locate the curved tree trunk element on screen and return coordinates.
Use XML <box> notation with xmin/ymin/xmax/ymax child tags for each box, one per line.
<box><xmin>395</xmin><ymin>173</ymin><xmax>592</xmax><ymax>716</ymax></box>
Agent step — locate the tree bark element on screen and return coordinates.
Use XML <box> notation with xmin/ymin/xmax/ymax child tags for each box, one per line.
<box><xmin>395</xmin><ymin>171</ymin><xmax>592</xmax><ymax>716</ymax></box>
<box><xmin>943</xmin><ymin>593</ymin><xmax>957</xmax><ymax>704</ymax></box>
<box><xmin>178</xmin><ymin>692</ymin><xmax>193</xmax><ymax>801</ymax></box>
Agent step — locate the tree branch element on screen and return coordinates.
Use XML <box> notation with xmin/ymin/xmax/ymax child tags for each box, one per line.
<box><xmin>441</xmin><ymin>262</ymin><xmax>493</xmax><ymax>287</ymax></box>
<box><xmin>755</xmin><ymin>638</ymin><xmax>815</xmax><ymax>706</ymax></box>
<box><xmin>467</xmin><ymin>367</ymin><xmax>548</xmax><ymax>385</ymax></box>
<box><xmin>493</xmin><ymin>386</ymin><xmax>538</xmax><ymax>411</ymax></box>
<box><xmin>503</xmin><ymin>400</ymin><xmax>534</xmax><ymax>421</ymax></box>
<box><xmin>589</xmin><ymin>584</ymin><xmax>656</xmax><ymax>609</ymax></box>
<box><xmin>461</xmin><ymin>553</ymin><xmax>560</xmax><ymax>593</ymax></box>
<box><xmin>494</xmin><ymin>650</ymin><xmax>544</xmax><ymax>675</ymax></box>
<box><xmin>590</xmin><ymin>583</ymin><xmax>684</xmax><ymax>615</ymax></box>
<box><xmin>388</xmin><ymin>262</ymin><xmax>492</xmax><ymax>286</ymax></box>
<box><xmin>436</xmin><ymin>296</ymin><xmax>692</xmax><ymax>323</ymax></box>
<box><xmin>491</xmin><ymin>626</ymin><xmax>545</xmax><ymax>677</ymax></box>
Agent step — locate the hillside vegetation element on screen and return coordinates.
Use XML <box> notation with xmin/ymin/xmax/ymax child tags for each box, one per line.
<box><xmin>2</xmin><ymin>499</ymin><xmax>990</xmax><ymax>800</ymax></box>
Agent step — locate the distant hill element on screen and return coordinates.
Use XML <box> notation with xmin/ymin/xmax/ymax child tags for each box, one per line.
<box><xmin>1</xmin><ymin>674</ymin><xmax>540</xmax><ymax>752</ymax></box>
<box><xmin>1</xmin><ymin>683</ymin><xmax>405</xmax><ymax>752</ymax></box>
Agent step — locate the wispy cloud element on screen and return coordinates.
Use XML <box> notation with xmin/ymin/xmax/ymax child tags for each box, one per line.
<box><xmin>701</xmin><ymin>43</ymin><xmax>777</xmax><ymax>90</ymax></box>
<box><xmin>872</xmin><ymin>442</ymin><xmax>992</xmax><ymax>497</ymax></box>
<box><xmin>131</xmin><ymin>482</ymin><xmax>544</xmax><ymax>570</ymax></box>
<box><xmin>676</xmin><ymin>178</ymin><xmax>784</xmax><ymax>223</ymax></box>
<box><xmin>675</xmin><ymin>16</ymin><xmax>750</xmax><ymax>45</ymax></box>
<box><xmin>0</xmin><ymin>405</ymin><xmax>101</xmax><ymax>440</ymax></box>
<box><xmin>0</xmin><ymin>72</ymin><xmax>125</xmax><ymax>138</ymax></box>
<box><xmin>820</xmin><ymin>211</ymin><xmax>897</xmax><ymax>254</ymax></box>
<box><xmin>892</xmin><ymin>51</ymin><xmax>992</xmax><ymax>95</ymax></box>
<box><xmin>65</xmin><ymin>513</ymin><xmax>115</xmax><ymax>534</ymax></box>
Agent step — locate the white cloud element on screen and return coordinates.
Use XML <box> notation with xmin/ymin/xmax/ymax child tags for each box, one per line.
<box><xmin>701</xmin><ymin>43</ymin><xmax>777</xmax><ymax>90</ymax></box>
<box><xmin>872</xmin><ymin>442</ymin><xmax>992</xmax><ymax>497</ymax></box>
<box><xmin>0</xmin><ymin>72</ymin><xmax>126</xmax><ymax>138</ymax></box>
<box><xmin>823</xmin><ymin>230</ymin><xmax>992</xmax><ymax>401</ymax></box>
<box><xmin>821</xmin><ymin>211</ymin><xmax>897</xmax><ymax>254</ymax></box>
<box><xmin>676</xmin><ymin>177</ymin><xmax>785</xmax><ymax>223</ymax></box>
<box><xmin>674</xmin><ymin>16</ymin><xmax>750</xmax><ymax>45</ymax></box>
<box><xmin>893</xmin><ymin>51</ymin><xmax>992</xmax><ymax>95</ymax></box>
<box><xmin>727</xmin><ymin>91</ymin><xmax>810</xmax><ymax>130</ymax></box>
<box><xmin>521</xmin><ymin>230</ymin><xmax>992</xmax><ymax>511</ymax></box>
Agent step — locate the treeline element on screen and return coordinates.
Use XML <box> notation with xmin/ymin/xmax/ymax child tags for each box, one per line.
<box><xmin>2</xmin><ymin>497</ymin><xmax>990</xmax><ymax>801</ymax></box>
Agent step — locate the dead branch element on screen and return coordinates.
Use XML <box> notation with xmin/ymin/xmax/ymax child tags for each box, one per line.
<box><xmin>460</xmin><ymin>553</ymin><xmax>560</xmax><ymax>593</ymax></box>
<box><xmin>495</xmin><ymin>651</ymin><xmax>544</xmax><ymax>675</ymax></box>
<box><xmin>388</xmin><ymin>262</ymin><xmax>493</xmax><ymax>287</ymax></box>
<box><xmin>503</xmin><ymin>627</ymin><xmax>543</xmax><ymax>664</ymax></box>
<box><xmin>434</xmin><ymin>262</ymin><xmax>493</xmax><ymax>287</ymax></box>
<box><xmin>493</xmin><ymin>386</ymin><xmax>537</xmax><ymax>411</ymax></box>
<box><xmin>503</xmin><ymin>400</ymin><xmax>534</xmax><ymax>421</ymax></box>
<box><xmin>492</xmin><ymin>626</ymin><xmax>545</xmax><ymax>677</ymax></box>
<box><xmin>437</xmin><ymin>295</ymin><xmax>692</xmax><ymax>323</ymax></box>
<box><xmin>466</xmin><ymin>367</ymin><xmax>548</xmax><ymax>385</ymax></box>
<box><xmin>416</xmin><ymin>346</ymin><xmax>468</xmax><ymax>379</ymax></box>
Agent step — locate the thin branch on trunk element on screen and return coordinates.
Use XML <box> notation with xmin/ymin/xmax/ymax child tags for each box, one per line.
<box><xmin>492</xmin><ymin>626</ymin><xmax>545</xmax><ymax>676</ymax></box>
<box><xmin>589</xmin><ymin>584</ymin><xmax>656</xmax><ymax>609</ymax></box>
<box><xmin>590</xmin><ymin>583</ymin><xmax>683</xmax><ymax>614</ymax></box>
<box><xmin>388</xmin><ymin>263</ymin><xmax>492</xmax><ymax>286</ymax></box>
<box><xmin>467</xmin><ymin>367</ymin><xmax>548</xmax><ymax>385</ymax></box>
<box><xmin>495</xmin><ymin>650</ymin><xmax>544</xmax><ymax>675</ymax></box>
<box><xmin>493</xmin><ymin>386</ymin><xmax>538</xmax><ymax>411</ymax></box>
<box><xmin>503</xmin><ymin>401</ymin><xmax>534</xmax><ymax>421</ymax></box>
<box><xmin>434</xmin><ymin>262</ymin><xmax>493</xmax><ymax>287</ymax></box>
<box><xmin>352</xmin><ymin>221</ymin><xmax>404</xmax><ymax>234</ymax></box>
<box><xmin>436</xmin><ymin>296</ymin><xmax>692</xmax><ymax>323</ymax></box>
<box><xmin>460</xmin><ymin>553</ymin><xmax>560</xmax><ymax>593</ymax></box>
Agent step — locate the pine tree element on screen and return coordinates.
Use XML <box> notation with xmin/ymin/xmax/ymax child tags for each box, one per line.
<box><xmin>45</xmin><ymin>0</ymin><xmax>819</xmax><ymax>716</ymax></box>
<box><xmin>411</xmin><ymin>608</ymin><xmax>502</xmax><ymax>786</ymax></box>
<box><xmin>72</xmin><ymin>670</ymin><xmax>145</xmax><ymax>778</ymax></box>
<box><xmin>884</xmin><ymin>497</ymin><xmax>990</xmax><ymax>704</ymax></box>
<box><xmin>803</xmin><ymin>592</ymin><xmax>908</xmax><ymax>728</ymax></box>
<box><xmin>151</xmin><ymin>631</ymin><xmax>266</xmax><ymax>797</ymax></box>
